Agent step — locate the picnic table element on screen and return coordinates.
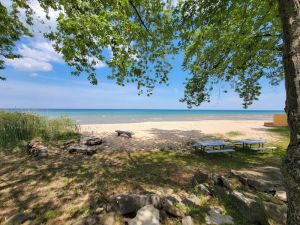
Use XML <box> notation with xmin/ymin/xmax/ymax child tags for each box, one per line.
<box><xmin>235</xmin><ymin>139</ymin><xmax>266</xmax><ymax>150</ymax></box>
<box><xmin>193</xmin><ymin>140</ymin><xmax>235</xmax><ymax>157</ymax></box>
<box><xmin>193</xmin><ymin>139</ymin><xmax>226</xmax><ymax>151</ymax></box>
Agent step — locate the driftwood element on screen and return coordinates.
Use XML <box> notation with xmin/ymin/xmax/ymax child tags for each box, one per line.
<box><xmin>115</xmin><ymin>130</ymin><xmax>134</xmax><ymax>138</ymax></box>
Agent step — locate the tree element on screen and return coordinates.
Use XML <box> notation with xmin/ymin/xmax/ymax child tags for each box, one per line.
<box><xmin>0</xmin><ymin>1</ymin><xmax>33</xmax><ymax>80</ymax></box>
<box><xmin>278</xmin><ymin>0</ymin><xmax>300</xmax><ymax>223</ymax></box>
<box><xmin>1</xmin><ymin>0</ymin><xmax>299</xmax><ymax>223</ymax></box>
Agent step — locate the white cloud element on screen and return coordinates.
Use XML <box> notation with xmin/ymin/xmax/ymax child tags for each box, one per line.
<box><xmin>6</xmin><ymin>41</ymin><xmax>62</xmax><ymax>72</ymax></box>
<box><xmin>18</xmin><ymin>42</ymin><xmax>62</xmax><ymax>63</ymax></box>
<box><xmin>2</xmin><ymin>0</ymin><xmax>59</xmax><ymax>36</ymax></box>
<box><xmin>6</xmin><ymin>57</ymin><xmax>52</xmax><ymax>72</ymax></box>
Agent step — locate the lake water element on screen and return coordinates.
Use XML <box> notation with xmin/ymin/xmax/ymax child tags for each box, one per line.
<box><xmin>3</xmin><ymin>109</ymin><xmax>284</xmax><ymax>124</ymax></box>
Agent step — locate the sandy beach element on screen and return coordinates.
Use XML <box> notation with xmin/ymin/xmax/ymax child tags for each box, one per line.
<box><xmin>80</xmin><ymin>120</ymin><xmax>279</xmax><ymax>151</ymax></box>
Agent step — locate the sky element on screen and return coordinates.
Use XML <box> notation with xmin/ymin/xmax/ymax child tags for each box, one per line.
<box><xmin>0</xmin><ymin>0</ymin><xmax>286</xmax><ymax>110</ymax></box>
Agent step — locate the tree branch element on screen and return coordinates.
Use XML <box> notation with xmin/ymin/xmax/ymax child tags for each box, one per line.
<box><xmin>128</xmin><ymin>0</ymin><xmax>150</xmax><ymax>32</ymax></box>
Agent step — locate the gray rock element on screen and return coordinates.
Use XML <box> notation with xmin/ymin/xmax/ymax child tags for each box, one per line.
<box><xmin>231</xmin><ymin>191</ymin><xmax>268</xmax><ymax>224</ymax></box>
<box><xmin>165</xmin><ymin>194</ymin><xmax>182</xmax><ymax>204</ymax></box>
<box><xmin>67</xmin><ymin>144</ymin><xmax>87</xmax><ymax>153</ymax></box>
<box><xmin>159</xmin><ymin>209</ymin><xmax>168</xmax><ymax>223</ymax></box>
<box><xmin>220</xmin><ymin>176</ymin><xmax>236</xmax><ymax>191</ymax></box>
<box><xmin>85</xmin><ymin>137</ymin><xmax>103</xmax><ymax>146</ymax></box>
<box><xmin>162</xmin><ymin>199</ymin><xmax>185</xmax><ymax>218</ymax></box>
<box><xmin>182</xmin><ymin>194</ymin><xmax>201</xmax><ymax>207</ymax></box>
<box><xmin>274</xmin><ymin>191</ymin><xmax>287</xmax><ymax>202</ymax></box>
<box><xmin>67</xmin><ymin>144</ymin><xmax>98</xmax><ymax>155</ymax></box>
<box><xmin>182</xmin><ymin>216</ymin><xmax>194</xmax><ymax>225</ymax></box>
<box><xmin>27</xmin><ymin>140</ymin><xmax>48</xmax><ymax>157</ymax></box>
<box><xmin>231</xmin><ymin>167</ymin><xmax>284</xmax><ymax>192</ymax></box>
<box><xmin>39</xmin><ymin>148</ymin><xmax>48</xmax><ymax>158</ymax></box>
<box><xmin>263</xmin><ymin>201</ymin><xmax>287</xmax><ymax>225</ymax></box>
<box><xmin>211</xmin><ymin>184</ymin><xmax>230</xmax><ymax>197</ymax></box>
<box><xmin>4</xmin><ymin>213</ymin><xmax>35</xmax><ymax>225</ymax></box>
<box><xmin>212</xmin><ymin>174</ymin><xmax>222</xmax><ymax>185</ymax></box>
<box><xmin>111</xmin><ymin>194</ymin><xmax>161</xmax><ymax>215</ymax></box>
<box><xmin>247</xmin><ymin>178</ymin><xmax>276</xmax><ymax>192</ymax></box>
<box><xmin>85</xmin><ymin>146</ymin><xmax>99</xmax><ymax>155</ymax></box>
<box><xmin>129</xmin><ymin>205</ymin><xmax>159</xmax><ymax>225</ymax></box>
<box><xmin>192</xmin><ymin>171</ymin><xmax>209</xmax><ymax>185</ymax></box>
<box><xmin>205</xmin><ymin>207</ymin><xmax>234</xmax><ymax>225</ymax></box>
<box><xmin>196</xmin><ymin>184</ymin><xmax>211</xmax><ymax>196</ymax></box>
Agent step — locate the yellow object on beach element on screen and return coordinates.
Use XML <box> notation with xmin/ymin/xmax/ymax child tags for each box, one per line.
<box><xmin>264</xmin><ymin>114</ymin><xmax>288</xmax><ymax>127</ymax></box>
<box><xmin>273</xmin><ymin>114</ymin><xmax>288</xmax><ymax>127</ymax></box>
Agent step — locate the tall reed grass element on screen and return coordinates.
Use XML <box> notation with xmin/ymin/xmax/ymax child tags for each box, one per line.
<box><xmin>0</xmin><ymin>111</ymin><xmax>80</xmax><ymax>149</ymax></box>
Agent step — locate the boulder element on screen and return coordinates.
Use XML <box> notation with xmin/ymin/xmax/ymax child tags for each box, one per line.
<box><xmin>192</xmin><ymin>171</ymin><xmax>209</xmax><ymax>185</ymax></box>
<box><xmin>182</xmin><ymin>194</ymin><xmax>201</xmax><ymax>207</ymax></box>
<box><xmin>263</xmin><ymin>201</ymin><xmax>287</xmax><ymax>225</ymax></box>
<box><xmin>27</xmin><ymin>140</ymin><xmax>48</xmax><ymax>158</ymax></box>
<box><xmin>85</xmin><ymin>137</ymin><xmax>103</xmax><ymax>146</ymax></box>
<box><xmin>220</xmin><ymin>176</ymin><xmax>238</xmax><ymax>191</ymax></box>
<box><xmin>212</xmin><ymin>174</ymin><xmax>222</xmax><ymax>185</ymax></box>
<box><xmin>164</xmin><ymin>194</ymin><xmax>182</xmax><ymax>204</ymax></box>
<box><xmin>67</xmin><ymin>144</ymin><xmax>98</xmax><ymax>155</ymax></box>
<box><xmin>111</xmin><ymin>194</ymin><xmax>161</xmax><ymax>215</ymax></box>
<box><xmin>230</xmin><ymin>191</ymin><xmax>268</xmax><ymax>224</ymax></box>
<box><xmin>231</xmin><ymin>167</ymin><xmax>284</xmax><ymax>192</ymax></box>
<box><xmin>182</xmin><ymin>216</ymin><xmax>194</xmax><ymax>225</ymax></box>
<box><xmin>195</xmin><ymin>184</ymin><xmax>211</xmax><ymax>196</ymax></box>
<box><xmin>162</xmin><ymin>199</ymin><xmax>185</xmax><ymax>218</ymax></box>
<box><xmin>67</xmin><ymin>144</ymin><xmax>86</xmax><ymax>153</ymax></box>
<box><xmin>274</xmin><ymin>191</ymin><xmax>287</xmax><ymax>202</ymax></box>
<box><xmin>205</xmin><ymin>207</ymin><xmax>234</xmax><ymax>225</ymax></box>
<box><xmin>128</xmin><ymin>205</ymin><xmax>159</xmax><ymax>225</ymax></box>
<box><xmin>246</xmin><ymin>178</ymin><xmax>276</xmax><ymax>192</ymax></box>
<box><xmin>159</xmin><ymin>209</ymin><xmax>168</xmax><ymax>224</ymax></box>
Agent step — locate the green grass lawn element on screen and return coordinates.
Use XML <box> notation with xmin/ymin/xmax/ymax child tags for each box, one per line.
<box><xmin>0</xmin><ymin>126</ymin><xmax>289</xmax><ymax>225</ymax></box>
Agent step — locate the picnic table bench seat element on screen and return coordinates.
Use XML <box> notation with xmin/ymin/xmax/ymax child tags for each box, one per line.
<box><xmin>204</xmin><ymin>149</ymin><xmax>235</xmax><ymax>154</ymax></box>
<box><xmin>251</xmin><ymin>146</ymin><xmax>277</xmax><ymax>151</ymax></box>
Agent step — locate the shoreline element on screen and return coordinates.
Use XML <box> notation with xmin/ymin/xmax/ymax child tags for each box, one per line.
<box><xmin>74</xmin><ymin>114</ymin><xmax>273</xmax><ymax>125</ymax></box>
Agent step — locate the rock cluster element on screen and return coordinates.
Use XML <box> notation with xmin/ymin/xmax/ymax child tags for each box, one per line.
<box><xmin>66</xmin><ymin>137</ymin><xmax>103</xmax><ymax>155</ymax></box>
<box><xmin>108</xmin><ymin>192</ymin><xmax>209</xmax><ymax>225</ymax></box>
<box><xmin>204</xmin><ymin>167</ymin><xmax>287</xmax><ymax>225</ymax></box>
<box><xmin>27</xmin><ymin>140</ymin><xmax>48</xmax><ymax>158</ymax></box>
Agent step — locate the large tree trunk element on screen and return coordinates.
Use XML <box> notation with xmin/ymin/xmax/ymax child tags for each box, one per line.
<box><xmin>278</xmin><ymin>0</ymin><xmax>300</xmax><ymax>224</ymax></box>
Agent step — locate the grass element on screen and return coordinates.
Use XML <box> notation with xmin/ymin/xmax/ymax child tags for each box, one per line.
<box><xmin>0</xmin><ymin>123</ymin><xmax>289</xmax><ymax>224</ymax></box>
<box><xmin>0</xmin><ymin>111</ymin><xmax>80</xmax><ymax>150</ymax></box>
<box><xmin>226</xmin><ymin>131</ymin><xmax>244</xmax><ymax>137</ymax></box>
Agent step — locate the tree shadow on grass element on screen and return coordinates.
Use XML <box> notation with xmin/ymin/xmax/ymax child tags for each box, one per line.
<box><xmin>0</xmin><ymin>135</ymin><xmax>286</xmax><ymax>224</ymax></box>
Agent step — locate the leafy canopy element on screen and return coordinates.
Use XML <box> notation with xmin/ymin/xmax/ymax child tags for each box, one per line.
<box><xmin>0</xmin><ymin>0</ymin><xmax>33</xmax><ymax>80</ymax></box>
<box><xmin>177</xmin><ymin>0</ymin><xmax>283</xmax><ymax>108</ymax></box>
<box><xmin>1</xmin><ymin>0</ymin><xmax>283</xmax><ymax>107</ymax></box>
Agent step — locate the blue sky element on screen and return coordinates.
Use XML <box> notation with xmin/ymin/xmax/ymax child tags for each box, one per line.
<box><xmin>0</xmin><ymin>1</ymin><xmax>286</xmax><ymax>110</ymax></box>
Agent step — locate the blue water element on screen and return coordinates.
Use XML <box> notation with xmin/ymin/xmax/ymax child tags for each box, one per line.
<box><xmin>3</xmin><ymin>109</ymin><xmax>284</xmax><ymax>116</ymax></box>
<box><xmin>2</xmin><ymin>109</ymin><xmax>284</xmax><ymax>124</ymax></box>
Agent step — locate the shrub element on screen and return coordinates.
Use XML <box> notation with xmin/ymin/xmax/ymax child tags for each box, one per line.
<box><xmin>0</xmin><ymin>111</ymin><xmax>80</xmax><ymax>149</ymax></box>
